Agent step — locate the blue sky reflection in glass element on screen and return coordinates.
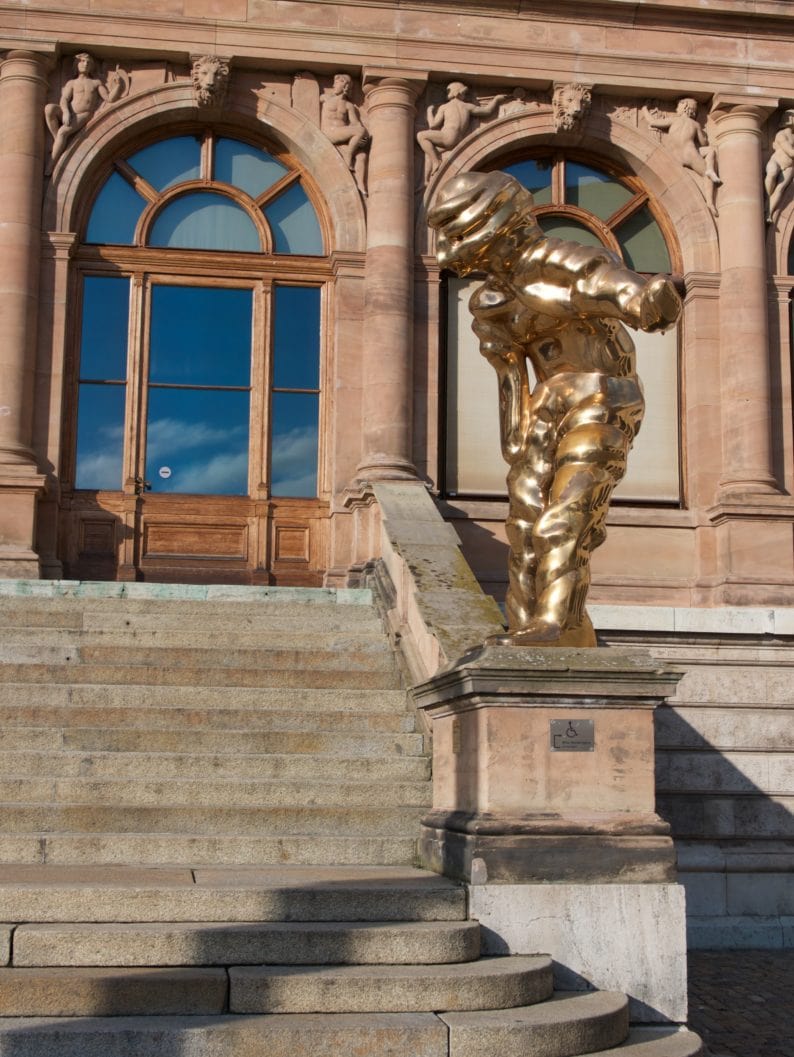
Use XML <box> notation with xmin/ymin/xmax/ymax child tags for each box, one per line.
<box><xmin>146</xmin><ymin>285</ymin><xmax>252</xmax><ymax>495</ymax></box>
<box><xmin>502</xmin><ymin>158</ymin><xmax>553</xmax><ymax>206</ymax></box>
<box><xmin>75</xmin><ymin>276</ymin><xmax>130</xmax><ymax>489</ymax></box>
<box><xmin>127</xmin><ymin>136</ymin><xmax>201</xmax><ymax>192</ymax></box>
<box><xmin>271</xmin><ymin>285</ymin><xmax>320</xmax><ymax>497</ymax></box>
<box><xmin>85</xmin><ymin>172</ymin><xmax>147</xmax><ymax>244</ymax></box>
<box><xmin>264</xmin><ymin>183</ymin><xmax>323</xmax><ymax>254</ymax></box>
<box><xmin>150</xmin><ymin>192</ymin><xmax>261</xmax><ymax>251</ymax></box>
<box><xmin>270</xmin><ymin>393</ymin><xmax>318</xmax><ymax>497</ymax></box>
<box><xmin>215</xmin><ymin>138</ymin><xmax>288</xmax><ymax>198</ymax></box>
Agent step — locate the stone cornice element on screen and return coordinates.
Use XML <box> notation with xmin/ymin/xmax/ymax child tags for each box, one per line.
<box><xmin>3</xmin><ymin>6</ymin><xmax>794</xmax><ymax>100</ymax></box>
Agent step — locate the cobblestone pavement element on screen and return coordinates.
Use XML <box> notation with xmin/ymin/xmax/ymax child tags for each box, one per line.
<box><xmin>688</xmin><ymin>951</ymin><xmax>794</xmax><ymax>1057</ymax></box>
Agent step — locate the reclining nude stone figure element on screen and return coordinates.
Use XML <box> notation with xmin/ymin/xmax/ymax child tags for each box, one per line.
<box><xmin>428</xmin><ymin>172</ymin><xmax>682</xmax><ymax>647</ymax></box>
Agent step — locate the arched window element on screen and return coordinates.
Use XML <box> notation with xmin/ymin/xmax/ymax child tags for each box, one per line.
<box><xmin>64</xmin><ymin>131</ymin><xmax>329</xmax><ymax>582</ymax></box>
<box><xmin>444</xmin><ymin>154</ymin><xmax>681</xmax><ymax>504</ymax></box>
<box><xmin>72</xmin><ymin>132</ymin><xmax>324</xmax><ymax>498</ymax></box>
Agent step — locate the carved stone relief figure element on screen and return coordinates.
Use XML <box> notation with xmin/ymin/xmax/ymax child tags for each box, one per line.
<box><xmin>764</xmin><ymin>109</ymin><xmax>794</xmax><ymax>224</ymax></box>
<box><xmin>642</xmin><ymin>97</ymin><xmax>721</xmax><ymax>217</ymax></box>
<box><xmin>500</xmin><ymin>87</ymin><xmax>543</xmax><ymax>118</ymax></box>
<box><xmin>44</xmin><ymin>52</ymin><xmax>129</xmax><ymax>170</ymax></box>
<box><xmin>607</xmin><ymin>102</ymin><xmax>638</xmax><ymax>127</ymax></box>
<box><xmin>191</xmin><ymin>55</ymin><xmax>230</xmax><ymax>109</ymax></box>
<box><xmin>417</xmin><ymin>81</ymin><xmax>509</xmax><ymax>180</ymax></box>
<box><xmin>552</xmin><ymin>83</ymin><xmax>592</xmax><ymax>132</ymax></box>
<box><xmin>321</xmin><ymin>73</ymin><xmax>369</xmax><ymax>195</ymax></box>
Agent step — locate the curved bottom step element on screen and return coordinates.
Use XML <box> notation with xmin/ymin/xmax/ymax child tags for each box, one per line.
<box><xmin>0</xmin><ymin>1015</ymin><xmax>703</xmax><ymax>1057</ymax></box>
<box><xmin>440</xmin><ymin>990</ymin><xmax>629</xmax><ymax>1057</ymax></box>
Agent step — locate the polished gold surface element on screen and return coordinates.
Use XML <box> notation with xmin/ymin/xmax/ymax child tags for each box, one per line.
<box><xmin>429</xmin><ymin>171</ymin><xmax>682</xmax><ymax>647</ymax></box>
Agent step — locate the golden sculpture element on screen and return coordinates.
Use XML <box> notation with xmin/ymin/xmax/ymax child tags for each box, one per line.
<box><xmin>428</xmin><ymin>172</ymin><xmax>682</xmax><ymax>647</ymax></box>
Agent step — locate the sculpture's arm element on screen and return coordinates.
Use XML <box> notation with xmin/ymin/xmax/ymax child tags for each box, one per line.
<box><xmin>58</xmin><ymin>81</ymin><xmax>75</xmax><ymax>123</ymax></box>
<box><xmin>470</xmin><ymin>285</ymin><xmax>532</xmax><ymax>459</ymax></box>
<box><xmin>521</xmin><ymin>241</ymin><xmax>681</xmax><ymax>333</ymax></box>
<box><xmin>470</xmin><ymin>95</ymin><xmax>510</xmax><ymax>119</ymax></box>
<box><xmin>426</xmin><ymin>104</ymin><xmax>444</xmax><ymax>130</ymax></box>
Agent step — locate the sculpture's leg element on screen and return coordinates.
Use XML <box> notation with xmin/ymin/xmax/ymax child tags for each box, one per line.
<box><xmin>498</xmin><ymin>383</ymin><xmax>642</xmax><ymax>647</ymax></box>
<box><xmin>488</xmin><ymin>395</ymin><xmax>554</xmax><ymax>646</ymax></box>
<box><xmin>504</xmin><ymin>467</ymin><xmax>545</xmax><ymax>631</ymax></box>
<box><xmin>530</xmin><ymin>410</ymin><xmax>633</xmax><ymax>644</ymax></box>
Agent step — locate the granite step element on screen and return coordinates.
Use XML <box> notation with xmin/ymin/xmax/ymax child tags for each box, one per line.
<box><xmin>0</xmin><ymin>776</ymin><xmax>433</xmax><ymax>809</ymax></box>
<box><xmin>0</xmin><ymin>967</ymin><xmax>228</xmax><ymax>1017</ymax></box>
<box><xmin>0</xmin><ymin>832</ymin><xmax>420</xmax><ymax>866</ymax></box>
<box><xmin>0</xmin><ymin>703</ymin><xmax>416</xmax><ymax>734</ymax></box>
<box><xmin>0</xmin><ymin>1012</ymin><xmax>704</xmax><ymax>1057</ymax></box>
<box><xmin>0</xmin><ymin>727</ymin><xmax>429</xmax><ymax>761</ymax></box>
<box><xmin>0</xmin><ymin>957</ymin><xmax>551</xmax><ymax>1018</ymax></box>
<box><xmin>0</xmin><ymin>682</ymin><xmax>411</xmax><ymax>712</ymax></box>
<box><xmin>0</xmin><ymin>749</ymin><xmax>431</xmax><ymax>782</ymax></box>
<box><xmin>0</xmin><ymin>663</ymin><xmax>399</xmax><ymax>690</ymax></box>
<box><xmin>440</xmin><ymin>990</ymin><xmax>630</xmax><ymax>1057</ymax></box>
<box><xmin>229</xmin><ymin>955</ymin><xmax>552</xmax><ymax>1013</ymax></box>
<box><xmin>0</xmin><ymin>644</ymin><xmax>399</xmax><ymax>672</ymax></box>
<box><xmin>599</xmin><ymin>1027</ymin><xmax>704</xmax><ymax>1057</ymax></box>
<box><xmin>0</xmin><ymin>803</ymin><xmax>424</xmax><ymax>838</ymax></box>
<box><xmin>0</xmin><ymin>627</ymin><xmax>390</xmax><ymax>650</ymax></box>
<box><xmin>12</xmin><ymin>920</ymin><xmax>482</xmax><ymax>967</ymax></box>
<box><xmin>0</xmin><ymin>1012</ymin><xmax>448</xmax><ymax>1057</ymax></box>
<box><xmin>0</xmin><ymin>865</ymin><xmax>466</xmax><ymax>922</ymax></box>
<box><xmin>0</xmin><ymin>598</ymin><xmax>383</xmax><ymax>634</ymax></box>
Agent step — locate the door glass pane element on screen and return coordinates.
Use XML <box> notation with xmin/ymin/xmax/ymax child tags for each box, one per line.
<box><xmin>270</xmin><ymin>392</ymin><xmax>318</xmax><ymax>497</ymax></box>
<box><xmin>127</xmin><ymin>136</ymin><xmax>202</xmax><ymax>191</ymax></box>
<box><xmin>565</xmin><ymin>162</ymin><xmax>635</xmax><ymax>220</ymax></box>
<box><xmin>150</xmin><ymin>192</ymin><xmax>261</xmax><ymax>251</ymax></box>
<box><xmin>273</xmin><ymin>286</ymin><xmax>321</xmax><ymax>390</ymax></box>
<box><xmin>616</xmin><ymin>206</ymin><xmax>672</xmax><ymax>273</ymax></box>
<box><xmin>502</xmin><ymin>159</ymin><xmax>553</xmax><ymax>206</ymax></box>
<box><xmin>80</xmin><ymin>276</ymin><xmax>129</xmax><ymax>380</ymax></box>
<box><xmin>75</xmin><ymin>383</ymin><xmax>126</xmax><ymax>490</ymax></box>
<box><xmin>149</xmin><ymin>286</ymin><xmax>252</xmax><ymax>387</ymax></box>
<box><xmin>263</xmin><ymin>183</ymin><xmax>323</xmax><ymax>255</ymax></box>
<box><xmin>145</xmin><ymin>388</ymin><xmax>250</xmax><ymax>495</ymax></box>
<box><xmin>538</xmin><ymin>216</ymin><xmax>606</xmax><ymax>249</ymax></box>
<box><xmin>215</xmin><ymin>138</ymin><xmax>288</xmax><ymax>198</ymax></box>
<box><xmin>86</xmin><ymin>172</ymin><xmax>147</xmax><ymax>245</ymax></box>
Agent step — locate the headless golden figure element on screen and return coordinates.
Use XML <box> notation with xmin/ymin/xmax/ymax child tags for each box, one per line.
<box><xmin>428</xmin><ymin>172</ymin><xmax>682</xmax><ymax>647</ymax></box>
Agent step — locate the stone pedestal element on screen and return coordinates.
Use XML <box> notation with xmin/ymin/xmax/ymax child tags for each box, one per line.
<box><xmin>415</xmin><ymin>646</ymin><xmax>682</xmax><ymax>885</ymax></box>
<box><xmin>415</xmin><ymin>646</ymin><xmax>688</xmax><ymax>1022</ymax></box>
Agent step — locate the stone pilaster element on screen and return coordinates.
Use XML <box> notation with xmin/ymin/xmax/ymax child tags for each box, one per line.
<box><xmin>0</xmin><ymin>50</ymin><xmax>50</xmax><ymax>576</ymax></box>
<box><xmin>356</xmin><ymin>68</ymin><xmax>427</xmax><ymax>481</ymax></box>
<box><xmin>711</xmin><ymin>96</ymin><xmax>780</xmax><ymax>498</ymax></box>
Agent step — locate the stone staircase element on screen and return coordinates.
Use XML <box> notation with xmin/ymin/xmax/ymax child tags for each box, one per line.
<box><xmin>0</xmin><ymin>583</ymin><xmax>703</xmax><ymax>1055</ymax></box>
<box><xmin>0</xmin><ymin>585</ymin><xmax>424</xmax><ymax>867</ymax></box>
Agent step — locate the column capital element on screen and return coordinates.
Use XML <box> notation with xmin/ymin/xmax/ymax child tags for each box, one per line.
<box><xmin>711</xmin><ymin>93</ymin><xmax>779</xmax><ymax>134</ymax></box>
<box><xmin>0</xmin><ymin>49</ymin><xmax>54</xmax><ymax>80</ymax></box>
<box><xmin>362</xmin><ymin>66</ymin><xmax>428</xmax><ymax>102</ymax></box>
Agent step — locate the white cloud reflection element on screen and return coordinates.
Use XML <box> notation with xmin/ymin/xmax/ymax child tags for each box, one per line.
<box><xmin>270</xmin><ymin>424</ymin><xmax>318</xmax><ymax>497</ymax></box>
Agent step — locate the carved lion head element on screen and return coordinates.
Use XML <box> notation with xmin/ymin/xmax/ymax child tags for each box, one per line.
<box><xmin>552</xmin><ymin>83</ymin><xmax>592</xmax><ymax>133</ymax></box>
<box><xmin>191</xmin><ymin>55</ymin><xmax>230</xmax><ymax>108</ymax></box>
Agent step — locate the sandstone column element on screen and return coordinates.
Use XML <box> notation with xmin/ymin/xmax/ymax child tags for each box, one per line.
<box><xmin>0</xmin><ymin>50</ymin><xmax>50</xmax><ymax>576</ymax></box>
<box><xmin>356</xmin><ymin>68</ymin><xmax>427</xmax><ymax>480</ymax></box>
<box><xmin>712</xmin><ymin>96</ymin><xmax>780</xmax><ymax>497</ymax></box>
